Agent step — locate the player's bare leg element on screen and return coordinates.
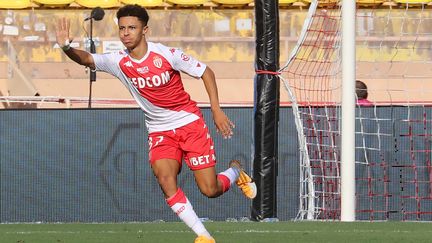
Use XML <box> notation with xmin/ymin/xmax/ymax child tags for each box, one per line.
<box><xmin>152</xmin><ymin>159</ymin><xmax>213</xmax><ymax>241</ymax></box>
<box><xmin>194</xmin><ymin>161</ymin><xmax>256</xmax><ymax>199</ymax></box>
<box><xmin>193</xmin><ymin>167</ymin><xmax>225</xmax><ymax>198</ymax></box>
<box><xmin>151</xmin><ymin>158</ymin><xmax>180</xmax><ymax>197</ymax></box>
<box><xmin>193</xmin><ymin>166</ymin><xmax>243</xmax><ymax>243</ymax></box>
<box><xmin>193</xmin><ymin>164</ymin><xmax>241</xmax><ymax>198</ymax></box>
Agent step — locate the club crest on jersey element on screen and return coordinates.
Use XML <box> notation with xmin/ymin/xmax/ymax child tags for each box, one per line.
<box><xmin>153</xmin><ymin>56</ymin><xmax>163</xmax><ymax>69</ymax></box>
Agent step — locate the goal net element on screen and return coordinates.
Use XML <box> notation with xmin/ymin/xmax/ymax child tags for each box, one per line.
<box><xmin>280</xmin><ymin>0</ymin><xmax>432</xmax><ymax>220</ymax></box>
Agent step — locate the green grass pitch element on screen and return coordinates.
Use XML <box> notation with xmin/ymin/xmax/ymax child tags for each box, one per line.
<box><xmin>1</xmin><ymin>221</ymin><xmax>432</xmax><ymax>243</ymax></box>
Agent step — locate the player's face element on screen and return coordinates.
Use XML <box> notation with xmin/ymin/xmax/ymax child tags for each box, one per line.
<box><xmin>118</xmin><ymin>16</ymin><xmax>148</xmax><ymax>49</ymax></box>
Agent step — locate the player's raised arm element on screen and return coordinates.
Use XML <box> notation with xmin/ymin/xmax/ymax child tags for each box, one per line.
<box><xmin>55</xmin><ymin>17</ymin><xmax>95</xmax><ymax>69</ymax></box>
<box><xmin>201</xmin><ymin>67</ymin><xmax>235</xmax><ymax>139</ymax></box>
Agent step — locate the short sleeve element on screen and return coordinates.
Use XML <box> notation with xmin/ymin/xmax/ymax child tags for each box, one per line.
<box><xmin>169</xmin><ymin>48</ymin><xmax>207</xmax><ymax>79</ymax></box>
<box><xmin>91</xmin><ymin>52</ymin><xmax>121</xmax><ymax>77</ymax></box>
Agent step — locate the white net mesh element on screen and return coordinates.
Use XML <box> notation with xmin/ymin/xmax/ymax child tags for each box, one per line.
<box><xmin>281</xmin><ymin>0</ymin><xmax>432</xmax><ymax>220</ymax></box>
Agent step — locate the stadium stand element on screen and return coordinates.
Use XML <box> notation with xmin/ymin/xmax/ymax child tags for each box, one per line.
<box><xmin>231</xmin><ymin>11</ymin><xmax>253</xmax><ymax>37</ymax></box>
<box><xmin>0</xmin><ymin>1</ymin><xmax>431</xmax><ymax>108</ymax></box>
<box><xmin>394</xmin><ymin>0</ymin><xmax>431</xmax><ymax>2</ymax></box>
<box><xmin>74</xmin><ymin>0</ymin><xmax>121</xmax><ymax>8</ymax></box>
<box><xmin>120</xmin><ymin>0</ymin><xmax>165</xmax><ymax>8</ymax></box>
<box><xmin>166</xmin><ymin>0</ymin><xmax>209</xmax><ymax>7</ymax></box>
<box><xmin>0</xmin><ymin>1</ymin><xmax>431</xmax><ymax>9</ymax></box>
<box><xmin>31</xmin><ymin>45</ymin><xmax>63</xmax><ymax>62</ymax></box>
<box><xmin>0</xmin><ymin>0</ymin><xmax>33</xmax><ymax>9</ymax></box>
<box><xmin>393</xmin><ymin>0</ymin><xmax>432</xmax><ymax>5</ymax></box>
<box><xmin>356</xmin><ymin>0</ymin><xmax>385</xmax><ymax>6</ymax></box>
<box><xmin>301</xmin><ymin>0</ymin><xmax>339</xmax><ymax>6</ymax></box>
<box><xmin>211</xmin><ymin>0</ymin><xmax>253</xmax><ymax>7</ymax></box>
<box><xmin>279</xmin><ymin>0</ymin><xmax>298</xmax><ymax>7</ymax></box>
<box><xmin>32</xmin><ymin>0</ymin><xmax>74</xmax><ymax>7</ymax></box>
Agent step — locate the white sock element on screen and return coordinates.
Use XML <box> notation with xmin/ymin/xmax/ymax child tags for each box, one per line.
<box><xmin>219</xmin><ymin>167</ymin><xmax>240</xmax><ymax>185</ymax></box>
<box><xmin>166</xmin><ymin>188</ymin><xmax>211</xmax><ymax>238</ymax></box>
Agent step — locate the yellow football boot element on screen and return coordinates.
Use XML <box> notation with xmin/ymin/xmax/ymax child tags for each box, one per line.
<box><xmin>194</xmin><ymin>235</ymin><xmax>216</xmax><ymax>243</ymax></box>
<box><xmin>229</xmin><ymin>160</ymin><xmax>257</xmax><ymax>199</ymax></box>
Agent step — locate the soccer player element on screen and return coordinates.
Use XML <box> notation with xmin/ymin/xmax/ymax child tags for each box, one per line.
<box><xmin>55</xmin><ymin>4</ymin><xmax>256</xmax><ymax>243</ymax></box>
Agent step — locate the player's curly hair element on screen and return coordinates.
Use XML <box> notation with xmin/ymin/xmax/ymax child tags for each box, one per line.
<box><xmin>116</xmin><ymin>4</ymin><xmax>149</xmax><ymax>26</ymax></box>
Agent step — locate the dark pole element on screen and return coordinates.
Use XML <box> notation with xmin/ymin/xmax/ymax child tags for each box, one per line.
<box><xmin>88</xmin><ymin>18</ymin><xmax>96</xmax><ymax>108</ymax></box>
<box><xmin>85</xmin><ymin>7</ymin><xmax>105</xmax><ymax>108</ymax></box>
<box><xmin>252</xmin><ymin>0</ymin><xmax>280</xmax><ymax>221</ymax></box>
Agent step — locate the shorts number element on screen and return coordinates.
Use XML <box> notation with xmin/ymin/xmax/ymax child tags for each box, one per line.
<box><xmin>149</xmin><ymin>136</ymin><xmax>164</xmax><ymax>149</ymax></box>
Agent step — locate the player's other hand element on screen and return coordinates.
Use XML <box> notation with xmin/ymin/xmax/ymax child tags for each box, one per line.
<box><xmin>212</xmin><ymin>108</ymin><xmax>235</xmax><ymax>139</ymax></box>
<box><xmin>55</xmin><ymin>18</ymin><xmax>72</xmax><ymax>48</ymax></box>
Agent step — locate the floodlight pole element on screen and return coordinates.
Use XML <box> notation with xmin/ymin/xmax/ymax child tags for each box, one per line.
<box><xmin>341</xmin><ymin>0</ymin><xmax>356</xmax><ymax>222</ymax></box>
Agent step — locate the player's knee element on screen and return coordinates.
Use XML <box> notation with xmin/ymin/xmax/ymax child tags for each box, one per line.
<box><xmin>156</xmin><ymin>175</ymin><xmax>176</xmax><ymax>188</ymax></box>
<box><xmin>199</xmin><ymin>185</ymin><xmax>220</xmax><ymax>198</ymax></box>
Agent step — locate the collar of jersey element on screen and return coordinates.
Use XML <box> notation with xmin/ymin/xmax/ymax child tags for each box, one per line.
<box><xmin>126</xmin><ymin>42</ymin><xmax>152</xmax><ymax>64</ymax></box>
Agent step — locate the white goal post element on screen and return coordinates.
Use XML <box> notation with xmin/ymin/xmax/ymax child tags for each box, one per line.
<box><xmin>341</xmin><ymin>0</ymin><xmax>356</xmax><ymax>222</ymax></box>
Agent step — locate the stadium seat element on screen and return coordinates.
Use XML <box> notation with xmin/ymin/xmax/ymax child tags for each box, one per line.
<box><xmin>211</xmin><ymin>0</ymin><xmax>253</xmax><ymax>6</ymax></box>
<box><xmin>166</xmin><ymin>0</ymin><xmax>209</xmax><ymax>6</ymax></box>
<box><xmin>0</xmin><ymin>0</ymin><xmax>32</xmax><ymax>9</ymax></box>
<box><xmin>393</xmin><ymin>0</ymin><xmax>432</xmax><ymax>4</ymax></box>
<box><xmin>301</xmin><ymin>0</ymin><xmax>338</xmax><ymax>6</ymax></box>
<box><xmin>357</xmin><ymin>0</ymin><xmax>384</xmax><ymax>6</ymax></box>
<box><xmin>74</xmin><ymin>0</ymin><xmax>121</xmax><ymax>8</ymax></box>
<box><xmin>32</xmin><ymin>0</ymin><xmax>74</xmax><ymax>7</ymax></box>
<box><xmin>120</xmin><ymin>0</ymin><xmax>164</xmax><ymax>7</ymax></box>
<box><xmin>279</xmin><ymin>0</ymin><xmax>297</xmax><ymax>6</ymax></box>
<box><xmin>381</xmin><ymin>0</ymin><xmax>398</xmax><ymax>6</ymax></box>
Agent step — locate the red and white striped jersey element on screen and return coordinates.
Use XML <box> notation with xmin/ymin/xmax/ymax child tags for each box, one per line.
<box><xmin>91</xmin><ymin>42</ymin><xmax>207</xmax><ymax>133</ymax></box>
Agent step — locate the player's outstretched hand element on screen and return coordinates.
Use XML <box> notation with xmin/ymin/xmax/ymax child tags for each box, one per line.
<box><xmin>212</xmin><ymin>108</ymin><xmax>235</xmax><ymax>139</ymax></box>
<box><xmin>55</xmin><ymin>18</ymin><xmax>72</xmax><ymax>48</ymax></box>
